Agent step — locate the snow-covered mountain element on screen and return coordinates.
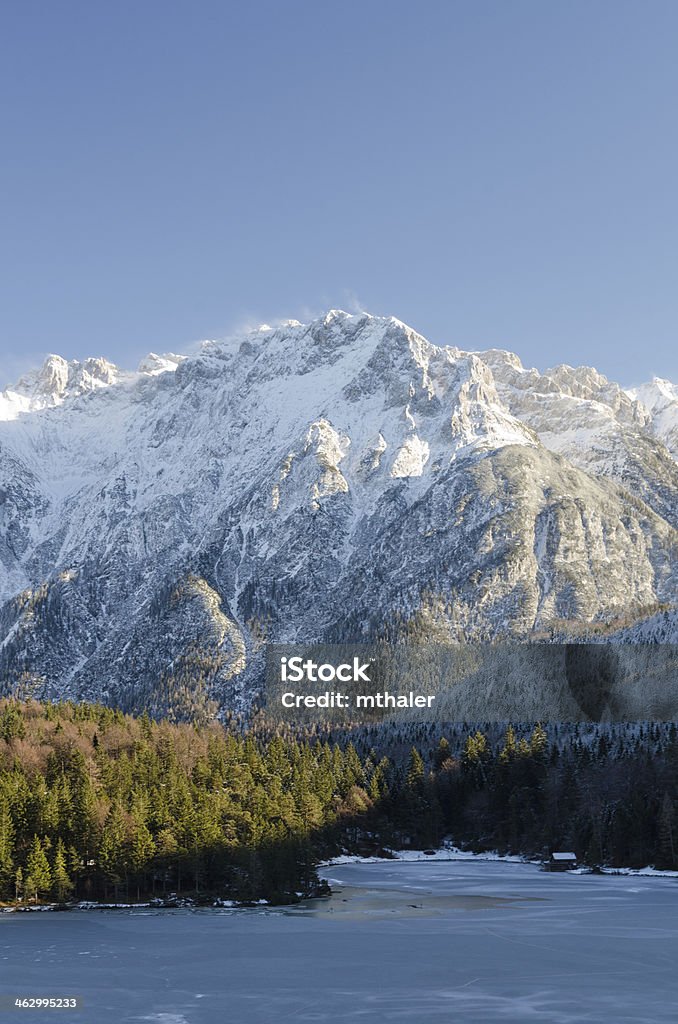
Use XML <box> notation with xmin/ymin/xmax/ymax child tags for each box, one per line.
<box><xmin>627</xmin><ymin>377</ymin><xmax>678</xmax><ymax>462</ymax></box>
<box><xmin>0</xmin><ymin>311</ymin><xmax>676</xmax><ymax>717</ymax></box>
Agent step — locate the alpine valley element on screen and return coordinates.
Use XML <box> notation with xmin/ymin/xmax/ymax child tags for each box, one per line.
<box><xmin>1</xmin><ymin>311</ymin><xmax>677</xmax><ymax>719</ymax></box>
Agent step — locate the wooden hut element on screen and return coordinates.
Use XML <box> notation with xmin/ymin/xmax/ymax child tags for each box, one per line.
<box><xmin>548</xmin><ymin>851</ymin><xmax>577</xmax><ymax>871</ymax></box>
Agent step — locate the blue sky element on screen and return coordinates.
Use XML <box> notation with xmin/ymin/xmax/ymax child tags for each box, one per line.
<box><xmin>1</xmin><ymin>0</ymin><xmax>677</xmax><ymax>386</ymax></box>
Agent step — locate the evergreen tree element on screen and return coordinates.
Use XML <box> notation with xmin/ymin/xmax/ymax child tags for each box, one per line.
<box><xmin>2</xmin><ymin>698</ymin><xmax>678</xmax><ymax>904</ymax></box>
<box><xmin>434</xmin><ymin>737</ymin><xmax>452</xmax><ymax>770</ymax></box>
<box><xmin>406</xmin><ymin>747</ymin><xmax>425</xmax><ymax>787</ymax></box>
<box><xmin>657</xmin><ymin>792</ymin><xmax>676</xmax><ymax>869</ymax></box>
<box><xmin>499</xmin><ymin>725</ymin><xmax>517</xmax><ymax>763</ymax></box>
<box><xmin>25</xmin><ymin>836</ymin><xmax>52</xmax><ymax>901</ymax></box>
<box><xmin>530</xmin><ymin>723</ymin><xmax>548</xmax><ymax>759</ymax></box>
<box><xmin>99</xmin><ymin>803</ymin><xmax>127</xmax><ymax>891</ymax></box>
<box><xmin>51</xmin><ymin>839</ymin><xmax>74</xmax><ymax>903</ymax></box>
<box><xmin>0</xmin><ymin>798</ymin><xmax>14</xmax><ymax>898</ymax></box>
<box><xmin>0</xmin><ymin>702</ymin><xmax>26</xmax><ymax>742</ymax></box>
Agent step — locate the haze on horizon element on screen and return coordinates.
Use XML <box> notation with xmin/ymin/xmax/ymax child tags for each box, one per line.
<box><xmin>1</xmin><ymin>0</ymin><xmax>677</xmax><ymax>387</ymax></box>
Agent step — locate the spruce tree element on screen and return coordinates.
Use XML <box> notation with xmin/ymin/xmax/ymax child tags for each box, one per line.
<box><xmin>658</xmin><ymin>792</ymin><xmax>677</xmax><ymax>869</ymax></box>
<box><xmin>25</xmin><ymin>836</ymin><xmax>52</xmax><ymax>902</ymax></box>
<box><xmin>0</xmin><ymin>799</ymin><xmax>14</xmax><ymax>899</ymax></box>
<box><xmin>406</xmin><ymin>747</ymin><xmax>425</xmax><ymax>787</ymax></box>
<box><xmin>434</xmin><ymin>737</ymin><xmax>452</xmax><ymax>769</ymax></box>
<box><xmin>52</xmin><ymin>840</ymin><xmax>74</xmax><ymax>903</ymax></box>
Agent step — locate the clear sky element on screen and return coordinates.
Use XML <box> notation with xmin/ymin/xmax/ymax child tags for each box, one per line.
<box><xmin>1</xmin><ymin>0</ymin><xmax>677</xmax><ymax>387</ymax></box>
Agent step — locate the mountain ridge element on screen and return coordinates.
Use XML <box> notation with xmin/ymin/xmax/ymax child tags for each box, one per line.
<box><xmin>0</xmin><ymin>311</ymin><xmax>676</xmax><ymax>716</ymax></box>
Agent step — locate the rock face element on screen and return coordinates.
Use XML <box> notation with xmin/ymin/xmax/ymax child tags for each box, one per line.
<box><xmin>0</xmin><ymin>311</ymin><xmax>676</xmax><ymax>716</ymax></box>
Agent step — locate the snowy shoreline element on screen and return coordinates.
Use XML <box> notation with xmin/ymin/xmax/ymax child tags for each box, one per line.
<box><xmin>321</xmin><ymin>845</ymin><xmax>678</xmax><ymax>878</ymax></box>
<box><xmin>4</xmin><ymin>847</ymin><xmax>677</xmax><ymax>913</ymax></box>
<box><xmin>1</xmin><ymin>896</ymin><xmax>274</xmax><ymax>914</ymax></box>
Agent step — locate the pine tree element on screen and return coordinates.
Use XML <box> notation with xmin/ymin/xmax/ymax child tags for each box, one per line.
<box><xmin>0</xmin><ymin>798</ymin><xmax>14</xmax><ymax>899</ymax></box>
<box><xmin>0</xmin><ymin>702</ymin><xmax>26</xmax><ymax>742</ymax></box>
<box><xmin>129</xmin><ymin>816</ymin><xmax>155</xmax><ymax>897</ymax></box>
<box><xmin>461</xmin><ymin>731</ymin><xmax>490</xmax><ymax>787</ymax></box>
<box><xmin>406</xmin><ymin>748</ymin><xmax>425</xmax><ymax>787</ymax></box>
<box><xmin>658</xmin><ymin>792</ymin><xmax>676</xmax><ymax>869</ymax></box>
<box><xmin>99</xmin><ymin>803</ymin><xmax>127</xmax><ymax>889</ymax></box>
<box><xmin>434</xmin><ymin>737</ymin><xmax>452</xmax><ymax>770</ymax></box>
<box><xmin>499</xmin><ymin>725</ymin><xmax>517</xmax><ymax>763</ymax></box>
<box><xmin>462</xmin><ymin>730</ymin><xmax>488</xmax><ymax>765</ymax></box>
<box><xmin>530</xmin><ymin>723</ymin><xmax>548</xmax><ymax>759</ymax></box>
<box><xmin>25</xmin><ymin>836</ymin><xmax>52</xmax><ymax>902</ymax></box>
<box><xmin>51</xmin><ymin>840</ymin><xmax>74</xmax><ymax>903</ymax></box>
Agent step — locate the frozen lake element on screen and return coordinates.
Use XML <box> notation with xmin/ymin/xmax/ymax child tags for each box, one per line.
<box><xmin>2</xmin><ymin>859</ymin><xmax>678</xmax><ymax>1023</ymax></box>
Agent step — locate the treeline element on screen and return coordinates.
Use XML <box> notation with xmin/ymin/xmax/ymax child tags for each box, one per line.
<box><xmin>1</xmin><ymin>701</ymin><xmax>677</xmax><ymax>907</ymax></box>
<box><xmin>257</xmin><ymin>717</ymin><xmax>678</xmax><ymax>870</ymax></box>
<box><xmin>367</xmin><ymin>722</ymin><xmax>678</xmax><ymax>869</ymax></box>
<box><xmin>0</xmin><ymin>700</ymin><xmax>384</xmax><ymax>904</ymax></box>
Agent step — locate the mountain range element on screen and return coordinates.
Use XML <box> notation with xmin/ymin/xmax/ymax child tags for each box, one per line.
<box><xmin>1</xmin><ymin>311</ymin><xmax>676</xmax><ymax>717</ymax></box>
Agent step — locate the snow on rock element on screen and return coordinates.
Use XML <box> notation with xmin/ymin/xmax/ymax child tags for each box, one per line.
<box><xmin>391</xmin><ymin>435</ymin><xmax>430</xmax><ymax>477</ymax></box>
<box><xmin>0</xmin><ymin>310</ymin><xmax>676</xmax><ymax>715</ymax></box>
<box><xmin>0</xmin><ymin>355</ymin><xmax>126</xmax><ymax>420</ymax></box>
<box><xmin>628</xmin><ymin>377</ymin><xmax>678</xmax><ymax>460</ymax></box>
<box><xmin>482</xmin><ymin>349</ymin><xmax>678</xmax><ymax>529</ymax></box>
<box><xmin>137</xmin><ymin>352</ymin><xmax>186</xmax><ymax>376</ymax></box>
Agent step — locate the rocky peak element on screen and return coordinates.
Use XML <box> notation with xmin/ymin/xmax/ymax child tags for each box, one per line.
<box><xmin>0</xmin><ymin>310</ymin><xmax>676</xmax><ymax>717</ymax></box>
<box><xmin>628</xmin><ymin>377</ymin><xmax>678</xmax><ymax>460</ymax></box>
<box><xmin>137</xmin><ymin>352</ymin><xmax>186</xmax><ymax>375</ymax></box>
<box><xmin>6</xmin><ymin>354</ymin><xmax>122</xmax><ymax>410</ymax></box>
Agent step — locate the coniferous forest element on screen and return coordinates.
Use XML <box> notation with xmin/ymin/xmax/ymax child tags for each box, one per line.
<box><xmin>0</xmin><ymin>700</ymin><xmax>677</xmax><ymax>907</ymax></box>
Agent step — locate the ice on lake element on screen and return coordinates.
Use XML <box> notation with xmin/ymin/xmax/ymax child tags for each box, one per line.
<box><xmin>1</xmin><ymin>859</ymin><xmax>677</xmax><ymax>1022</ymax></box>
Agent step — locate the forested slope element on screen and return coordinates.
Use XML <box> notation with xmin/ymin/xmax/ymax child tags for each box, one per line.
<box><xmin>1</xmin><ymin>701</ymin><xmax>677</xmax><ymax>908</ymax></box>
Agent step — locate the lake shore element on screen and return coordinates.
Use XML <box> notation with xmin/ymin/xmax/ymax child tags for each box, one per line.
<box><xmin>4</xmin><ymin>842</ymin><xmax>677</xmax><ymax>914</ymax></box>
<box><xmin>3</xmin><ymin>858</ymin><xmax>678</xmax><ymax>1023</ymax></box>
